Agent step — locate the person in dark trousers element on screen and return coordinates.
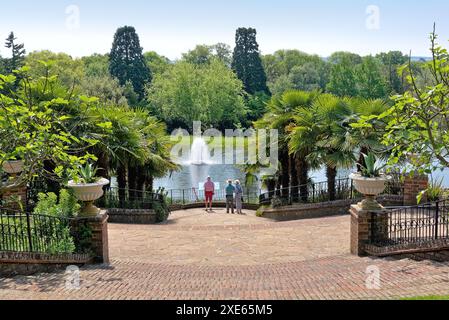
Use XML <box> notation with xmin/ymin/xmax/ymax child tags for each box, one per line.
<box><xmin>234</xmin><ymin>180</ymin><xmax>243</xmax><ymax>214</ymax></box>
<box><xmin>225</xmin><ymin>179</ymin><xmax>235</xmax><ymax>214</ymax></box>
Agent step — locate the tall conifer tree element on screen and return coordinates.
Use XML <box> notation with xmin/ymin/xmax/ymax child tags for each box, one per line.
<box><xmin>109</xmin><ymin>26</ymin><xmax>151</xmax><ymax>100</ymax></box>
<box><xmin>232</xmin><ymin>27</ymin><xmax>269</xmax><ymax>95</ymax></box>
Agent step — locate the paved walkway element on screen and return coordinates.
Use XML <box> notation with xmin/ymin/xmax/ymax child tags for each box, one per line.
<box><xmin>1</xmin><ymin>208</ymin><xmax>449</xmax><ymax>300</ymax></box>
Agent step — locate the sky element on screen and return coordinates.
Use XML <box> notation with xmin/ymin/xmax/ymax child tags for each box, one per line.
<box><xmin>0</xmin><ymin>0</ymin><xmax>448</xmax><ymax>60</ymax></box>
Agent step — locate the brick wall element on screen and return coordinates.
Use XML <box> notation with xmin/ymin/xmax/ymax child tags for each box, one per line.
<box><xmin>1</xmin><ymin>185</ymin><xmax>27</xmax><ymax>211</ymax></box>
<box><xmin>107</xmin><ymin>208</ymin><xmax>157</xmax><ymax>224</ymax></box>
<box><xmin>403</xmin><ymin>174</ymin><xmax>428</xmax><ymax>206</ymax></box>
<box><xmin>73</xmin><ymin>211</ymin><xmax>109</xmax><ymax>264</ymax></box>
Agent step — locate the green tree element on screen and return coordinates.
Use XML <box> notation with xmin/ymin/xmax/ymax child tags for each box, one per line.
<box><xmin>232</xmin><ymin>27</ymin><xmax>269</xmax><ymax>95</ymax></box>
<box><xmin>326</xmin><ymin>52</ymin><xmax>361</xmax><ymax>97</ymax></box>
<box><xmin>4</xmin><ymin>32</ymin><xmax>26</xmax><ymax>73</ymax></box>
<box><xmin>182</xmin><ymin>45</ymin><xmax>213</xmax><ymax>65</ymax></box>
<box><xmin>80</xmin><ymin>75</ymin><xmax>129</xmax><ymax>107</ymax></box>
<box><xmin>376</xmin><ymin>51</ymin><xmax>408</xmax><ymax>95</ymax></box>
<box><xmin>212</xmin><ymin>43</ymin><xmax>232</xmax><ymax>67</ymax></box>
<box><xmin>144</xmin><ymin>51</ymin><xmax>170</xmax><ymax>75</ymax></box>
<box><xmin>147</xmin><ymin>60</ymin><xmax>245</xmax><ymax>131</ymax></box>
<box><xmin>82</xmin><ymin>54</ymin><xmax>110</xmax><ymax>78</ymax></box>
<box><xmin>356</xmin><ymin>56</ymin><xmax>387</xmax><ymax>99</ymax></box>
<box><xmin>109</xmin><ymin>26</ymin><xmax>151</xmax><ymax>100</ymax></box>
<box><xmin>25</xmin><ymin>51</ymin><xmax>85</xmax><ymax>88</ymax></box>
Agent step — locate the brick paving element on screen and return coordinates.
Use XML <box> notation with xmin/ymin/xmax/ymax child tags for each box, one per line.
<box><xmin>1</xmin><ymin>208</ymin><xmax>449</xmax><ymax>300</ymax></box>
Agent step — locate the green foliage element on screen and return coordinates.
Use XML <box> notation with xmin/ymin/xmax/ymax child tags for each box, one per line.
<box><xmin>263</xmin><ymin>50</ymin><xmax>329</xmax><ymax>95</ymax></box>
<box><xmin>144</xmin><ymin>51</ymin><xmax>171</xmax><ymax>75</ymax></box>
<box><xmin>356</xmin><ymin>56</ymin><xmax>387</xmax><ymax>99</ymax></box>
<box><xmin>182</xmin><ymin>43</ymin><xmax>232</xmax><ymax>67</ymax></box>
<box><xmin>147</xmin><ymin>60</ymin><xmax>246</xmax><ymax>131</ymax></box>
<box><xmin>153</xmin><ymin>187</ymin><xmax>170</xmax><ymax>222</ymax></box>
<box><xmin>360</xmin><ymin>153</ymin><xmax>385</xmax><ymax>178</ymax></box>
<box><xmin>0</xmin><ymin>67</ymin><xmax>100</xmax><ymax>193</ymax></box>
<box><xmin>73</xmin><ymin>162</ymin><xmax>100</xmax><ymax>184</ymax></box>
<box><xmin>24</xmin><ymin>51</ymin><xmax>85</xmax><ymax>88</ymax></box>
<box><xmin>82</xmin><ymin>53</ymin><xmax>110</xmax><ymax>78</ymax></box>
<box><xmin>232</xmin><ymin>28</ymin><xmax>269</xmax><ymax>95</ymax></box>
<box><xmin>376</xmin><ymin>51</ymin><xmax>408</xmax><ymax>95</ymax></box>
<box><xmin>372</xmin><ymin>28</ymin><xmax>449</xmax><ymax>175</ymax></box>
<box><xmin>109</xmin><ymin>26</ymin><xmax>151</xmax><ymax>100</ymax></box>
<box><xmin>326</xmin><ymin>52</ymin><xmax>360</xmax><ymax>97</ymax></box>
<box><xmin>33</xmin><ymin>189</ymin><xmax>81</xmax><ymax>218</ymax></box>
<box><xmin>418</xmin><ymin>177</ymin><xmax>447</xmax><ymax>203</ymax></box>
<box><xmin>80</xmin><ymin>75</ymin><xmax>129</xmax><ymax>107</ymax></box>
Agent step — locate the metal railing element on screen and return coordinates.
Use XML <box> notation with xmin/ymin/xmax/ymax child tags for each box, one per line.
<box><xmin>258</xmin><ymin>177</ymin><xmax>404</xmax><ymax>206</ymax></box>
<box><xmin>165</xmin><ymin>187</ymin><xmax>261</xmax><ymax>205</ymax></box>
<box><xmin>370</xmin><ymin>198</ymin><xmax>449</xmax><ymax>248</ymax></box>
<box><xmin>97</xmin><ymin>187</ymin><xmax>165</xmax><ymax>210</ymax></box>
<box><xmin>0</xmin><ymin>208</ymin><xmax>78</xmax><ymax>254</ymax></box>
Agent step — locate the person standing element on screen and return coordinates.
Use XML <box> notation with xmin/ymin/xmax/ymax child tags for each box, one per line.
<box><xmin>234</xmin><ymin>180</ymin><xmax>244</xmax><ymax>214</ymax></box>
<box><xmin>225</xmin><ymin>179</ymin><xmax>235</xmax><ymax>214</ymax></box>
<box><xmin>204</xmin><ymin>176</ymin><xmax>215</xmax><ymax>212</ymax></box>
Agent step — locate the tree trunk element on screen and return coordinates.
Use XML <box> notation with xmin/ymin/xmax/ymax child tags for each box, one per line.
<box><xmin>266</xmin><ymin>179</ymin><xmax>276</xmax><ymax>199</ymax></box>
<box><xmin>296</xmin><ymin>156</ymin><xmax>309</xmax><ymax>202</ymax></box>
<box><xmin>117</xmin><ymin>164</ymin><xmax>127</xmax><ymax>206</ymax></box>
<box><xmin>128</xmin><ymin>165</ymin><xmax>138</xmax><ymax>200</ymax></box>
<box><xmin>280</xmin><ymin>149</ymin><xmax>290</xmax><ymax>200</ymax></box>
<box><xmin>145</xmin><ymin>175</ymin><xmax>154</xmax><ymax>193</ymax></box>
<box><xmin>290</xmin><ymin>155</ymin><xmax>299</xmax><ymax>202</ymax></box>
<box><xmin>136</xmin><ymin>166</ymin><xmax>147</xmax><ymax>200</ymax></box>
<box><xmin>42</xmin><ymin>160</ymin><xmax>60</xmax><ymax>195</ymax></box>
<box><xmin>326</xmin><ymin>165</ymin><xmax>337</xmax><ymax>201</ymax></box>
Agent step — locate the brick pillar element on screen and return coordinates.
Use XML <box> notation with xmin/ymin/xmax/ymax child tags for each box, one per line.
<box><xmin>1</xmin><ymin>185</ymin><xmax>27</xmax><ymax>211</ymax></box>
<box><xmin>74</xmin><ymin>210</ymin><xmax>109</xmax><ymax>264</ymax></box>
<box><xmin>403</xmin><ymin>174</ymin><xmax>428</xmax><ymax>206</ymax></box>
<box><xmin>350</xmin><ymin>204</ymin><xmax>388</xmax><ymax>256</ymax></box>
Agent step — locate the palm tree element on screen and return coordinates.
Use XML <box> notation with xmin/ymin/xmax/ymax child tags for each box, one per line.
<box><xmin>306</xmin><ymin>94</ymin><xmax>356</xmax><ymax>200</ymax></box>
<box><xmin>254</xmin><ymin>90</ymin><xmax>320</xmax><ymax>202</ymax></box>
<box><xmin>344</xmin><ymin>98</ymin><xmax>390</xmax><ymax>171</ymax></box>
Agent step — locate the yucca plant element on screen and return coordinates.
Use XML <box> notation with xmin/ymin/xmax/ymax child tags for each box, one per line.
<box><xmin>77</xmin><ymin>163</ymin><xmax>99</xmax><ymax>184</ymax></box>
<box><xmin>360</xmin><ymin>153</ymin><xmax>386</xmax><ymax>178</ymax></box>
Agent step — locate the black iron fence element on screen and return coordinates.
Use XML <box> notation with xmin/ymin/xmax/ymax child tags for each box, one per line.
<box><xmin>258</xmin><ymin>177</ymin><xmax>404</xmax><ymax>206</ymax></box>
<box><xmin>97</xmin><ymin>187</ymin><xmax>165</xmax><ymax>210</ymax></box>
<box><xmin>0</xmin><ymin>208</ymin><xmax>79</xmax><ymax>254</ymax></box>
<box><xmin>165</xmin><ymin>187</ymin><xmax>261</xmax><ymax>205</ymax></box>
<box><xmin>370</xmin><ymin>198</ymin><xmax>449</xmax><ymax>248</ymax></box>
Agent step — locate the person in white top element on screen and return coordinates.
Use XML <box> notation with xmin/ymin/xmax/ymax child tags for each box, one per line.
<box><xmin>203</xmin><ymin>176</ymin><xmax>215</xmax><ymax>212</ymax></box>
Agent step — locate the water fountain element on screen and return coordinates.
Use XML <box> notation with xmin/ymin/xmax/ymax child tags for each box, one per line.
<box><xmin>190</xmin><ymin>137</ymin><xmax>211</xmax><ymax>166</ymax></box>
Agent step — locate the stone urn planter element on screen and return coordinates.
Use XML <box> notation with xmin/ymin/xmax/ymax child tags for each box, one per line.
<box><xmin>350</xmin><ymin>173</ymin><xmax>391</xmax><ymax>210</ymax></box>
<box><xmin>68</xmin><ymin>178</ymin><xmax>110</xmax><ymax>216</ymax></box>
<box><xmin>2</xmin><ymin>160</ymin><xmax>24</xmax><ymax>175</ymax></box>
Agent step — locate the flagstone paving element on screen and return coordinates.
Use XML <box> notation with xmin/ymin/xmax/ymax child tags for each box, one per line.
<box><xmin>1</xmin><ymin>208</ymin><xmax>449</xmax><ymax>300</ymax></box>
